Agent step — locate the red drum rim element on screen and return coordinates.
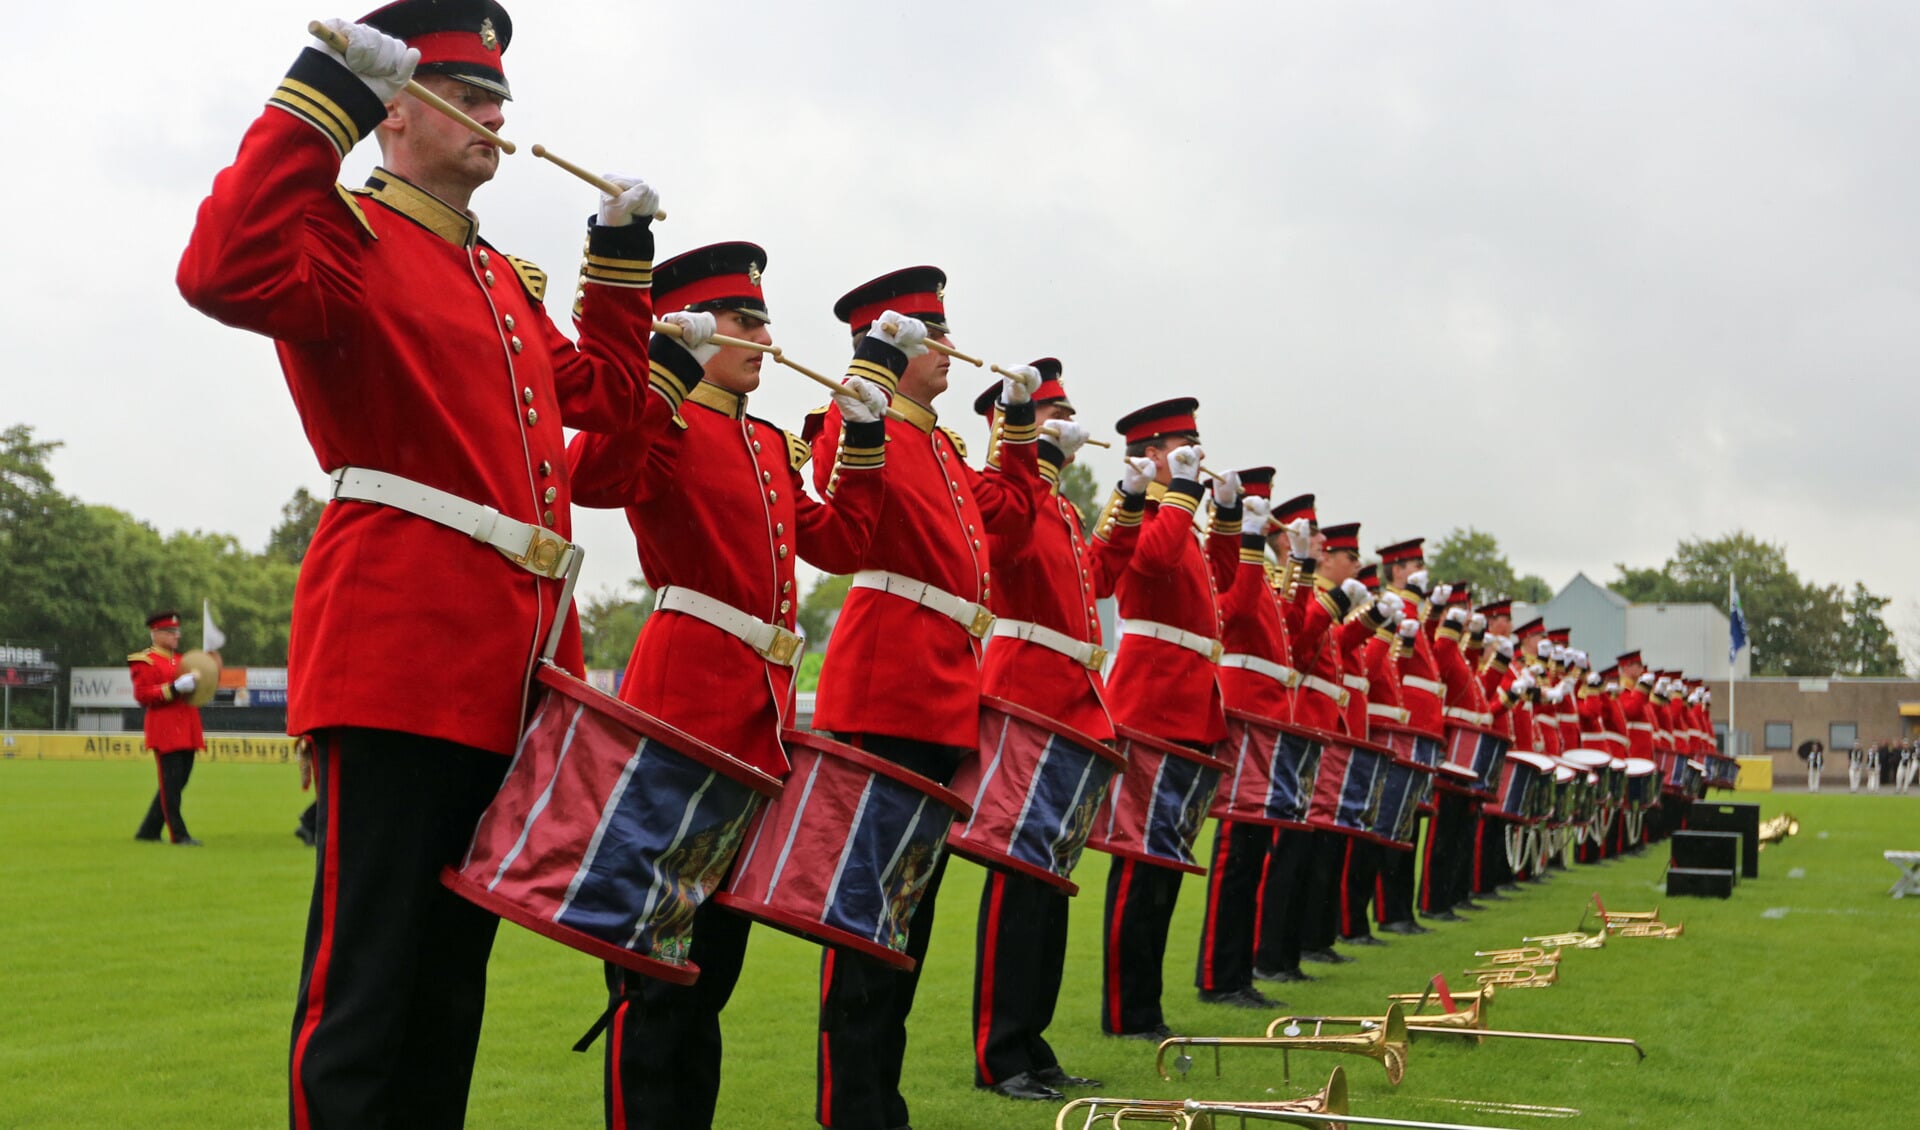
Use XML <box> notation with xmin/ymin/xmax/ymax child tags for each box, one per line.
<box><xmin>1608</xmin><ymin>757</ymin><xmax>1628</xmax><ymax>771</ymax></box>
<box><xmin>537</xmin><ymin>663</ymin><xmax>783</xmax><ymax>798</ymax></box>
<box><xmin>442</xmin><ymin>866</ymin><xmax>702</xmax><ymax>984</ymax></box>
<box><xmin>944</xmin><ymin>840</ymin><xmax>1080</xmax><ymax>896</ymax></box>
<box><xmin>982</xmin><ymin>695</ymin><xmax>1126</xmax><ymax>770</ymax></box>
<box><xmin>1624</xmin><ymin>757</ymin><xmax>1658</xmax><ymax>778</ymax></box>
<box><xmin>1562</xmin><ymin>748</ymin><xmax>1612</xmax><ymax>770</ymax></box>
<box><xmin>1366</xmin><ymin>717</ymin><xmax>1447</xmax><ymax>744</ymax></box>
<box><xmin>1287</xmin><ymin>722</ymin><xmax>1397</xmax><ymax>759</ymax></box>
<box><xmin>1506</xmin><ymin>751</ymin><xmax>1557</xmax><ymax>773</ymax></box>
<box><xmin>710</xmin><ymin>892</ymin><xmax>918</xmax><ymax>970</ymax></box>
<box><xmin>1553</xmin><ymin>766</ymin><xmax>1578</xmax><ymax>783</ymax></box>
<box><xmin>779</xmin><ymin>728</ymin><xmax>974</xmax><ymax>822</ymax></box>
<box><xmin>1087</xmin><ymin>843</ymin><xmax>1206</xmax><ymax>875</ymax></box>
<box><xmin>1113</xmin><ymin>723</ymin><xmax>1232</xmax><ymax>774</ymax></box>
<box><xmin>1443</xmin><ymin>720</ymin><xmax>1502</xmax><ymax>740</ymax></box>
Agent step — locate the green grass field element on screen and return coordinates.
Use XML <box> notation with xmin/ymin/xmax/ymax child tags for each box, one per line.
<box><xmin>2</xmin><ymin>761</ymin><xmax>1915</xmax><ymax>1128</ymax></box>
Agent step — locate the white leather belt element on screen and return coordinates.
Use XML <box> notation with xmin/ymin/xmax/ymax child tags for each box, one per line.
<box><xmin>1220</xmin><ymin>653</ymin><xmax>1302</xmax><ymax>688</ymax></box>
<box><xmin>1600</xmin><ymin>731</ymin><xmax>1630</xmax><ymax>747</ymax></box>
<box><xmin>1627</xmin><ymin>722</ymin><xmax>1654</xmax><ymax>733</ymax></box>
<box><xmin>1121</xmin><ymin>619</ymin><xmax>1223</xmax><ymax>664</ymax></box>
<box><xmin>329</xmin><ymin>466</ymin><xmax>577</xmax><ymax>581</ymax></box>
<box><xmin>656</xmin><ymin>586</ymin><xmax>804</xmax><ymax>668</ymax></box>
<box><xmin>851</xmin><ymin>570</ymin><xmax>994</xmax><ymax>639</ymax></box>
<box><xmin>1444</xmin><ymin>706</ymin><xmax>1493</xmax><ymax>727</ymax></box>
<box><xmin>1368</xmin><ymin>703</ymin><xmax>1411</xmax><ymax>724</ymax></box>
<box><xmin>991</xmin><ymin>619</ymin><xmax>1107</xmax><ymax>671</ymax></box>
<box><xmin>1401</xmin><ymin>675</ymin><xmax>1444</xmax><ymax>697</ymax></box>
<box><xmin>1303</xmin><ymin>675</ymin><xmax>1350</xmax><ymax>708</ymax></box>
<box><xmin>1342</xmin><ymin>674</ymin><xmax>1370</xmax><ymax>694</ymax></box>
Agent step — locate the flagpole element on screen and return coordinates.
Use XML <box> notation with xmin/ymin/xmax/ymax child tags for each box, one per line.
<box><xmin>1728</xmin><ymin>573</ymin><xmax>1737</xmax><ymax>759</ymax></box>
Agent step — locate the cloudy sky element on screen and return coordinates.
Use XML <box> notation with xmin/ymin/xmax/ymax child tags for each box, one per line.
<box><xmin>8</xmin><ymin>1</ymin><xmax>1918</xmax><ymax>655</ymax></box>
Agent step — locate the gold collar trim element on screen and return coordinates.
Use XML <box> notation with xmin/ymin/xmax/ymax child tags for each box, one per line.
<box><xmin>1145</xmin><ymin>480</ymin><xmax>1169</xmax><ymax>503</ymax></box>
<box><xmin>892</xmin><ymin>394</ymin><xmax>937</xmax><ymax>433</ymax></box>
<box><xmin>686</xmin><ymin>382</ymin><xmax>744</xmax><ymax>418</ymax></box>
<box><xmin>364</xmin><ymin>168</ymin><xmax>478</xmax><ymax>247</ymax></box>
<box><xmin>1037</xmin><ymin>458</ymin><xmax>1061</xmax><ymax>486</ymax></box>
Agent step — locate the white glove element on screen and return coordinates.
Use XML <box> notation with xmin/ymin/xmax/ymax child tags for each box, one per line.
<box><xmin>1210</xmin><ymin>469</ymin><xmax>1242</xmax><ymax>508</ymax></box>
<box><xmin>1284</xmin><ymin>517</ymin><xmax>1314</xmax><ymax>562</ymax></box>
<box><xmin>1443</xmin><ymin>606</ymin><xmax>1469</xmax><ymax>628</ymax></box>
<box><xmin>1511</xmin><ymin>671</ymin><xmax>1536</xmax><ymax>695</ymax></box>
<box><xmin>1041</xmin><ymin>420</ymin><xmax>1090</xmax><ymax>458</ymax></box>
<box><xmin>1546</xmin><ymin>685</ymin><xmax>1568</xmax><ymax>705</ymax></box>
<box><xmin>1688</xmin><ymin>689</ymin><xmax>1704</xmax><ymax>706</ymax></box>
<box><xmin>1528</xmin><ymin>662</ymin><xmax>1547</xmax><ymax>679</ymax></box>
<box><xmin>314</xmin><ymin>18</ymin><xmax>419</xmax><ymax>105</ymax></box>
<box><xmin>598</xmin><ymin>175</ymin><xmax>661</xmax><ymax>228</ymax></box>
<box><xmin>1495</xmin><ymin>636</ymin><xmax>1515</xmax><ymax>660</ymax></box>
<box><xmin>172</xmin><ymin>672</ymin><xmax>198</xmax><ymax>694</ymax></box>
<box><xmin>1605</xmin><ymin>681</ymin><xmax>1620</xmax><ymax>694</ymax></box>
<box><xmin>1241</xmin><ymin>496</ymin><xmax>1273</xmax><ymax>537</ymax></box>
<box><xmin>1377</xmin><ymin>592</ymin><xmax>1406</xmax><ymax>622</ymax></box>
<box><xmin>1573</xmin><ymin>649</ymin><xmax>1589</xmax><ymax>669</ymax></box>
<box><xmin>1406</xmin><ymin>569</ymin><xmax>1431</xmax><ymax>596</ymax></box>
<box><xmin>1639</xmin><ymin>671</ymin><xmax>1657</xmax><ymax>687</ymax></box>
<box><xmin>1167</xmin><ymin>444</ymin><xmax>1204</xmax><ymax>483</ymax></box>
<box><xmin>1120</xmin><ymin>456</ymin><xmax>1156</xmax><ymax>495</ymax></box>
<box><xmin>1338</xmin><ymin>578</ymin><xmax>1370</xmax><ymax>609</ymax></box>
<box><xmin>833</xmin><ymin>376</ymin><xmax>889</xmax><ymax>425</ymax></box>
<box><xmin>1000</xmin><ymin>364</ymin><xmax>1042</xmax><ymax>406</ymax></box>
<box><xmin>1653</xmin><ymin>677</ymin><xmax>1671</xmax><ymax>697</ymax></box>
<box><xmin>659</xmin><ymin>310</ymin><xmax>718</xmax><ymax>366</ymax></box>
<box><xmin>1398</xmin><ymin>618</ymin><xmax>1422</xmax><ymax>642</ymax></box>
<box><xmin>1430</xmin><ymin>583</ymin><xmax>1453</xmax><ymax>608</ymax></box>
<box><xmin>1586</xmin><ymin>672</ymin><xmax>1603</xmax><ymax>689</ymax></box>
<box><xmin>869</xmin><ymin>311</ymin><xmax>928</xmax><ymax>358</ymax></box>
<box><xmin>1468</xmin><ymin>613</ymin><xmax>1488</xmax><ymax>634</ymax></box>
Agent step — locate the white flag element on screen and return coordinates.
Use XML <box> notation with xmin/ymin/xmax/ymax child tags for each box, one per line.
<box><xmin>203</xmin><ymin>599</ymin><xmax>227</xmax><ymax>653</ymax></box>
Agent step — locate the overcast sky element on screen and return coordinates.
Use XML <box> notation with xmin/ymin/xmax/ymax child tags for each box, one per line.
<box><xmin>8</xmin><ymin>1</ymin><xmax>1918</xmax><ymax>658</ymax></box>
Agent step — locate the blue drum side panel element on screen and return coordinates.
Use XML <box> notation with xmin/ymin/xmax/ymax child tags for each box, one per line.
<box><xmin>822</xmin><ymin>777</ymin><xmax>956</xmax><ymax>952</ymax></box>
<box><xmin>1145</xmin><ymin>755</ymin><xmax>1221</xmax><ymax>867</ymax></box>
<box><xmin>1005</xmin><ymin>732</ymin><xmax>1116</xmax><ymax>879</ymax></box>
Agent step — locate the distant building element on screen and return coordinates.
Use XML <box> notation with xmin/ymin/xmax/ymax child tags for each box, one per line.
<box><xmin>1514</xmin><ymin>572</ymin><xmax>1752</xmax><ymax>680</ymax></box>
<box><xmin>1706</xmin><ymin>676</ymin><xmax>1920</xmax><ymax>786</ymax></box>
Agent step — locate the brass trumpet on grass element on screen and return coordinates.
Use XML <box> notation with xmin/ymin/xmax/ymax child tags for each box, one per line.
<box><xmin>1157</xmin><ymin>1002</ymin><xmax>1409</xmax><ymax>1085</ymax></box>
<box><xmin>1757</xmin><ymin>812</ymin><xmax>1800</xmax><ymax>850</ymax></box>
<box><xmin>1055</xmin><ymin>1065</ymin><xmax>1346</xmax><ymax>1130</ymax></box>
<box><xmin>1270</xmin><ymin>985</ymin><xmax>1643</xmax><ymax>1061</ymax></box>
<box><xmin>1607</xmin><ymin>920</ymin><xmax>1684</xmax><ymax>939</ymax></box>
<box><xmin>1465</xmin><ymin>963</ymin><xmax>1559</xmax><ymax>989</ymax></box>
<box><xmin>1471</xmin><ymin>946</ymin><xmax>1561</xmax><ymax>968</ymax></box>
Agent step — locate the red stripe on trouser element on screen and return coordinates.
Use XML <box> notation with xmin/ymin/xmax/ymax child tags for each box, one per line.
<box><xmin>290</xmin><ymin>737</ymin><xmax>341</xmax><ymax>1130</ymax></box>
<box><xmin>1105</xmin><ymin>861</ymin><xmax>1134</xmax><ymax>1032</ymax></box>
<box><xmin>1471</xmin><ymin>820</ymin><xmax>1484</xmax><ymax>892</ymax></box>
<box><xmin>1419</xmin><ymin>813</ymin><xmax>1438</xmax><ymax>911</ymax></box>
<box><xmin>1374</xmin><ymin>873</ymin><xmax>1387</xmax><ymax>925</ymax></box>
<box><xmin>1337</xmin><ymin>839</ymin><xmax>1355</xmax><ymax>935</ymax></box>
<box><xmin>1198</xmin><ymin>827</ymin><xmax>1231</xmax><ymax>990</ymax></box>
<box><xmin>974</xmin><ymin>873</ymin><xmax>1005</xmax><ymax>1083</ymax></box>
<box><xmin>1250</xmin><ymin>833</ymin><xmax>1274</xmax><ymax>952</ymax></box>
<box><xmin>609</xmin><ymin>998</ymin><xmax>629</xmax><ymax>1125</ymax></box>
<box><xmin>817</xmin><ymin>949</ymin><xmax>835</xmax><ymax>1123</ymax></box>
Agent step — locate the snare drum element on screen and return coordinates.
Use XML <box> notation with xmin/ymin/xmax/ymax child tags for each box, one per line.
<box><xmin>444</xmin><ymin>663</ymin><xmax>782</xmax><ymax>984</ymax></box>
<box><xmin>1368</xmin><ymin>756</ymin><xmax>1433</xmax><ymax>849</ymax></box>
<box><xmin>1662</xmin><ymin>748</ymin><xmax>1691</xmax><ymax>797</ymax></box>
<box><xmin>715</xmin><ymin>730</ymin><xmax>971</xmax><ymax>971</ymax></box>
<box><xmin>1606</xmin><ymin>757</ymin><xmax>1629</xmax><ymax>806</ymax></box>
<box><xmin>946</xmin><ymin>697</ymin><xmax>1125</xmax><ymax>895</ymax></box>
<box><xmin>1548</xmin><ymin>765</ymin><xmax>1578</xmax><ymax>827</ymax></box>
<box><xmin>1374</xmin><ymin>720</ymin><xmax>1445</xmax><ymax>814</ymax></box>
<box><xmin>1684</xmin><ymin>757</ymin><xmax>1707</xmax><ymax>797</ymax></box>
<box><xmin>1210</xmin><ymin>710</ymin><xmax>1324</xmax><ymax>831</ymax></box>
<box><xmin>1302</xmin><ymin>728</ymin><xmax>1396</xmax><ymax>843</ymax></box>
<box><xmin>1490</xmin><ymin>751</ymin><xmax>1556</xmax><ymax>823</ymax></box>
<box><xmin>1088</xmin><ymin>725</ymin><xmax>1231</xmax><ymax>874</ymax></box>
<box><xmin>1623</xmin><ymin>757</ymin><xmax>1658</xmax><ymax>811</ymax></box>
<box><xmin>1442</xmin><ymin>722</ymin><xmax>1510</xmax><ymax>798</ymax></box>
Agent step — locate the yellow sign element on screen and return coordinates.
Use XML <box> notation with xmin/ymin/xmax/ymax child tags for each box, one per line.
<box><xmin>1734</xmin><ymin>756</ymin><xmax>1773</xmax><ymax>792</ymax></box>
<box><xmin>0</xmin><ymin>731</ymin><xmax>300</xmax><ymax>765</ymax></box>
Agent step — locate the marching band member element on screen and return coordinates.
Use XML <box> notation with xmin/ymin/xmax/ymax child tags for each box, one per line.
<box><xmin>807</xmin><ymin>267</ymin><xmax>1040</xmax><ymax>1130</ymax></box>
<box><xmin>1195</xmin><ymin>468</ymin><xmax>1290</xmax><ymax>1010</ymax></box>
<box><xmin>1472</xmin><ymin>599</ymin><xmax>1519</xmax><ymax>896</ymax></box>
<box><xmin>176</xmin><ymin>3</ymin><xmax>662</xmax><ymax>1124</ymax></box>
<box><xmin>1096</xmin><ymin>398</ymin><xmax>1240</xmax><ymax>1041</ymax></box>
<box><xmin>566</xmin><ymin>243</ymin><xmax>891</xmax><ymax>1130</ymax></box>
<box><xmin>129</xmin><ymin>611</ymin><xmax>207</xmax><ymax>846</ymax></box>
<box><xmin>1341</xmin><ymin>564</ymin><xmax>1410</xmax><ymax>946</ymax></box>
<box><xmin>967</xmin><ymin>361</ymin><xmax>1112</xmax><ymax>1103</ymax></box>
<box><xmin>1423</xmin><ymin>585</ymin><xmax>1489</xmax><ymax>916</ymax></box>
<box><xmin>1376</xmin><ymin>542</ymin><xmax>1444</xmax><ymax>934</ymax></box>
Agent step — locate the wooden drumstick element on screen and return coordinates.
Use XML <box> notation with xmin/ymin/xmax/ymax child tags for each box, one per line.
<box><xmin>652</xmin><ymin>321</ymin><xmax>905</xmax><ymax>422</ymax></box>
<box><xmin>875</xmin><ymin>315</ymin><xmax>983</xmax><ymax>367</ymax></box>
<box><xmin>307</xmin><ymin>20</ymin><xmax>517</xmax><ymax>154</ymax></box>
<box><xmin>531</xmin><ymin>145</ymin><xmax>669</xmax><ymax>222</ymax></box>
<box><xmin>1036</xmin><ymin>423</ymin><xmax>1113</xmax><ymax>450</ymax></box>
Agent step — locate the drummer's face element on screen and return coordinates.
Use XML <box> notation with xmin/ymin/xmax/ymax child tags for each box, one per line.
<box><xmin>706</xmin><ymin>309</ymin><xmax>771</xmax><ymax>394</ymax></box>
<box><xmin>150</xmin><ymin>625</ymin><xmax>181</xmax><ymax>650</ymax></box>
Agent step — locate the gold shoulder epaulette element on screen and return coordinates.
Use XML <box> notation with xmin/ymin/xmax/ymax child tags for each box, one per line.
<box><xmin>505</xmin><ymin>255</ymin><xmax>547</xmax><ymax>302</ymax></box>
<box><xmin>784</xmin><ymin>430</ymin><xmax>811</xmax><ymax>471</ymax></box>
<box><xmin>127</xmin><ymin>650</ymin><xmax>155</xmax><ymax>665</ymax></box>
<box><xmin>334</xmin><ymin>184</ymin><xmax>377</xmax><ymax>240</ymax></box>
<box><xmin>937</xmin><ymin>426</ymin><xmax>969</xmax><ymax>460</ymax></box>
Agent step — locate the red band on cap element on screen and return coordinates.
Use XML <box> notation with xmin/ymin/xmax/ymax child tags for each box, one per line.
<box><xmin>846</xmin><ymin>292</ymin><xmax>944</xmax><ymax>332</ymax></box>
<box><xmin>1032</xmin><ymin>379</ymin><xmax>1067</xmax><ymax>402</ymax></box>
<box><xmin>658</xmin><ymin>273</ymin><xmax>765</xmax><ymax>313</ymax></box>
<box><xmin>407</xmin><ymin>29</ymin><xmax>507</xmax><ymax>76</ymax></box>
<box><xmin>1122</xmin><ymin>412</ymin><xmax>1198</xmax><ymax>445</ymax></box>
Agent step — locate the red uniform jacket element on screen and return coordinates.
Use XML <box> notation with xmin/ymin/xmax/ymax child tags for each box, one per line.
<box><xmin>1432</xmin><ymin>623</ymin><xmax>1490</xmax><ymax>722</ymax></box>
<box><xmin>1089</xmin><ymin>488</ymin><xmax>1146</xmax><ymax>600</ymax></box>
<box><xmin>176</xmin><ymin>54</ymin><xmax>654</xmax><ymax>755</ymax></box>
<box><xmin>1216</xmin><ymin>540</ymin><xmax>1297</xmax><ymax>723</ymax></box>
<box><xmin>129</xmin><ymin>648</ymin><xmax>205</xmax><ymax>753</ymax></box>
<box><xmin>981</xmin><ymin>454</ymin><xmax>1115</xmax><ymax>742</ymax></box>
<box><xmin>1104</xmin><ymin>480</ymin><xmax>1240</xmax><ymax>746</ymax></box>
<box><xmin>1337</xmin><ymin>615</ymin><xmax>1379</xmax><ymax>739</ymax></box>
<box><xmin>1386</xmin><ymin>589</ymin><xmax>1446</xmax><ymax>738</ymax></box>
<box><xmin>1362</xmin><ymin>629</ymin><xmax>1409</xmax><ymax>732</ymax></box>
<box><xmin>807</xmin><ymin>365</ymin><xmax>1039</xmax><ymax>749</ymax></box>
<box><xmin>1576</xmin><ymin>686</ymin><xmax>1607</xmax><ymax>743</ymax></box>
<box><xmin>1618</xmin><ymin>687</ymin><xmax>1656</xmax><ymax>760</ymax></box>
<box><xmin>568</xmin><ymin>350</ymin><xmax>888</xmax><ymax>777</ymax></box>
<box><xmin>1602</xmin><ymin>693</ymin><xmax>1632</xmax><ymax>754</ymax></box>
<box><xmin>1289</xmin><ymin>577</ymin><xmax>1350</xmax><ymax>733</ymax></box>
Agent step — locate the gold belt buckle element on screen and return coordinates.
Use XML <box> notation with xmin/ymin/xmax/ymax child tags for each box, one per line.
<box><xmin>762</xmin><ymin>628</ymin><xmax>802</xmax><ymax>668</ymax></box>
<box><xmin>1085</xmin><ymin>645</ymin><xmax>1109</xmax><ymax>671</ymax></box>
<box><xmin>512</xmin><ymin>527</ymin><xmax>570</xmax><ymax>579</ymax></box>
<box><xmin>1208</xmin><ymin>640</ymin><xmax>1224</xmax><ymax>664</ymax></box>
<box><xmin>968</xmin><ymin>605</ymin><xmax>997</xmax><ymax>640</ymax></box>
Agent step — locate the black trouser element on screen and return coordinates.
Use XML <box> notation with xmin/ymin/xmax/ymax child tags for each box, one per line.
<box><xmin>1195</xmin><ymin>820</ymin><xmax>1268</xmax><ymax>993</ymax></box>
<box><xmin>136</xmin><ymin>748</ymin><xmax>196</xmax><ymax>842</ymax></box>
<box><xmin>603</xmin><ymin>892</ymin><xmax>752</xmax><ymax>1129</ymax></box>
<box><xmin>1339</xmin><ymin>838</ymin><xmax>1380</xmax><ymax>939</ymax></box>
<box><xmin>973</xmin><ymin>869</ymin><xmax>1067</xmax><ymax>1085</ymax></box>
<box><xmin>1302</xmin><ymin>830</ymin><xmax>1346</xmax><ymax>951</ymax></box>
<box><xmin>1419</xmin><ymin>791</ymin><xmax>1473</xmax><ymax>914</ymax></box>
<box><xmin>816</xmin><ymin>734</ymin><xmax>965</xmax><ymax>1130</ymax></box>
<box><xmin>1375</xmin><ymin>814</ymin><xmax>1421</xmax><ymax>925</ymax></box>
<box><xmin>1100</xmin><ymin>857</ymin><xmax>1183</xmax><ymax>1033</ymax></box>
<box><xmin>298</xmin><ymin>802</ymin><xmax>318</xmax><ymax>839</ymax></box>
<box><xmin>1474</xmin><ymin>817</ymin><xmax>1513</xmax><ymax>893</ymax></box>
<box><xmin>1252</xmin><ymin>828</ymin><xmax>1310</xmax><ymax>974</ymax></box>
<box><xmin>288</xmin><ymin>728</ymin><xmax>506</xmax><ymax>1130</ymax></box>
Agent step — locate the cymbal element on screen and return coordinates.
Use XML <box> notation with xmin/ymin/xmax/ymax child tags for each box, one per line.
<box><xmin>180</xmin><ymin>649</ymin><xmax>221</xmax><ymax>707</ymax></box>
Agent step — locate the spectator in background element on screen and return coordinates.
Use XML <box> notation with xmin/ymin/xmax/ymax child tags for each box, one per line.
<box><xmin>1800</xmin><ymin>740</ymin><xmax>1824</xmax><ymax>792</ymax></box>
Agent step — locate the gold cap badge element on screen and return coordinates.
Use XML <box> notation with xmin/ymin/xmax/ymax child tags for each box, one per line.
<box><xmin>480</xmin><ymin>17</ymin><xmax>499</xmax><ymax>51</ymax></box>
<box><xmin>747</xmin><ymin>262</ymin><xmax>762</xmax><ymax>285</ymax></box>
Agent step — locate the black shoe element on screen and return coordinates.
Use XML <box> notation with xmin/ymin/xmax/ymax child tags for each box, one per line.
<box><xmin>1381</xmin><ymin>919</ymin><xmax>1421</xmax><ymax>936</ymax></box>
<box><xmin>134</xmin><ymin>833</ymin><xmax>163</xmax><ymax>843</ymax></box>
<box><xmin>1476</xmin><ymin>890</ymin><xmax>1508</xmax><ymax>902</ymax></box>
<box><xmin>1199</xmin><ymin>987</ymin><xmax>1281</xmax><ymax>1010</ymax></box>
<box><xmin>1426</xmin><ymin>909</ymin><xmax>1464</xmax><ymax>923</ymax></box>
<box><xmin>1033</xmin><ymin>1065</ymin><xmax>1102</xmax><ymax>1090</ymax></box>
<box><xmin>173</xmin><ymin>837</ymin><xmax>205</xmax><ymax>847</ymax></box>
<box><xmin>1341</xmin><ymin>933</ymin><xmax>1388</xmax><ymax>947</ymax></box>
<box><xmin>1301</xmin><ymin>948</ymin><xmax>1354</xmax><ymax>965</ymax></box>
<box><xmin>1114</xmin><ymin>1024</ymin><xmax>1176</xmax><ymax>1042</ymax></box>
<box><xmin>1498</xmin><ymin>882</ymin><xmax>1524</xmax><ymax>894</ymax></box>
<box><xmin>1253</xmin><ymin>966</ymin><xmax>1316</xmax><ymax>983</ymax></box>
<box><xmin>980</xmin><ymin>1072</ymin><xmax>1065</xmax><ymax>1102</ymax></box>
<box><xmin>294</xmin><ymin>826</ymin><xmax>316</xmax><ymax>847</ymax></box>
<box><xmin>1456</xmin><ymin>900</ymin><xmax>1486</xmax><ymax>912</ymax></box>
